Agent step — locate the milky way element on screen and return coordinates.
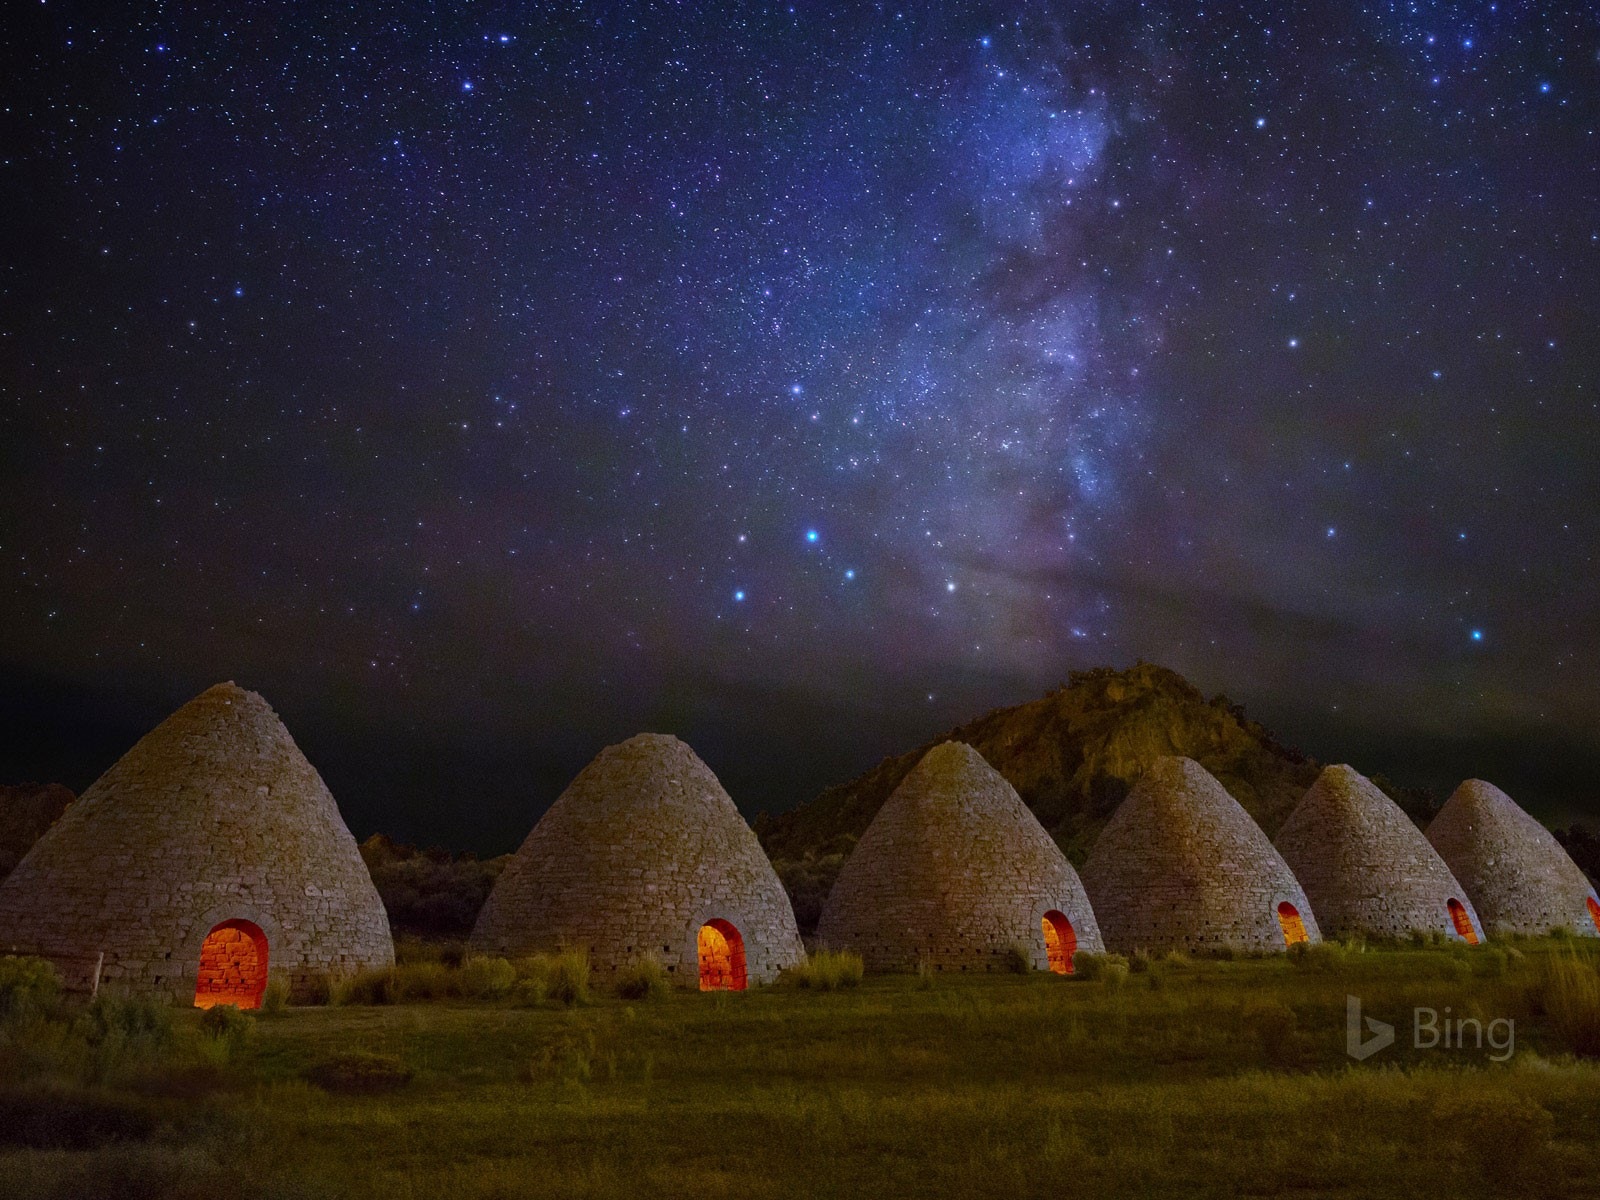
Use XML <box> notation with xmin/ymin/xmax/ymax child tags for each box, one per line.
<box><xmin>4</xmin><ymin>3</ymin><xmax>1598</xmax><ymax>847</ymax></box>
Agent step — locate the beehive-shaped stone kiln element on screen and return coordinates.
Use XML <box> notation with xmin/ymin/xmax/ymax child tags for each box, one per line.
<box><xmin>1275</xmin><ymin>765</ymin><xmax>1483</xmax><ymax>943</ymax></box>
<box><xmin>469</xmin><ymin>733</ymin><xmax>803</xmax><ymax>988</ymax></box>
<box><xmin>1427</xmin><ymin>779</ymin><xmax>1600</xmax><ymax>938</ymax></box>
<box><xmin>816</xmin><ymin>741</ymin><xmax>1104</xmax><ymax>973</ymax></box>
<box><xmin>0</xmin><ymin>683</ymin><xmax>393</xmax><ymax>1006</ymax></box>
<box><xmin>1081</xmin><ymin>756</ymin><xmax>1320</xmax><ymax>954</ymax></box>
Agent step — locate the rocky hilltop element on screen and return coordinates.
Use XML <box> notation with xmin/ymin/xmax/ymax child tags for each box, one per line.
<box><xmin>0</xmin><ymin>782</ymin><xmax>74</xmax><ymax>882</ymax></box>
<box><xmin>756</xmin><ymin>662</ymin><xmax>1439</xmax><ymax>931</ymax></box>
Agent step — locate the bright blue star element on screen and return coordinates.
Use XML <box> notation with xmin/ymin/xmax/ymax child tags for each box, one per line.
<box><xmin>733</xmin><ymin>589</ymin><xmax>746</xmax><ymax>602</ymax></box>
<box><xmin>805</xmin><ymin>529</ymin><xmax>819</xmax><ymax>543</ymax></box>
<box><xmin>1470</xmin><ymin>629</ymin><xmax>1484</xmax><ymax>642</ymax></box>
<box><xmin>844</xmin><ymin>569</ymin><xmax>855</xmax><ymax>580</ymax></box>
<box><xmin>1326</xmin><ymin>527</ymin><xmax>1336</xmax><ymax>538</ymax></box>
<box><xmin>1539</xmin><ymin>81</ymin><xmax>1551</xmax><ymax>94</ymax></box>
<box><xmin>462</xmin><ymin>80</ymin><xmax>475</xmax><ymax>92</ymax></box>
<box><xmin>1255</xmin><ymin>116</ymin><xmax>1266</xmax><ymax>128</ymax></box>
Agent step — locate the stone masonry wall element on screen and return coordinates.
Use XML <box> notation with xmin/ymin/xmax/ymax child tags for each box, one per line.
<box><xmin>817</xmin><ymin>742</ymin><xmax>1104</xmax><ymax>973</ymax></box>
<box><xmin>0</xmin><ymin>683</ymin><xmax>394</xmax><ymax>1001</ymax></box>
<box><xmin>1428</xmin><ymin>779</ymin><xmax>1600</xmax><ymax>938</ymax></box>
<box><xmin>1275</xmin><ymin>765</ymin><xmax>1483</xmax><ymax>942</ymax></box>
<box><xmin>1081</xmin><ymin>756</ymin><xmax>1322</xmax><ymax>954</ymax></box>
<box><xmin>469</xmin><ymin>734</ymin><xmax>804</xmax><ymax>986</ymax></box>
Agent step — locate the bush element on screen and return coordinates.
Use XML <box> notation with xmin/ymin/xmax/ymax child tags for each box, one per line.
<box><xmin>1073</xmin><ymin>952</ymin><xmax>1129</xmax><ymax>982</ymax></box>
<box><xmin>546</xmin><ymin>950</ymin><xmax>591</xmax><ymax>1006</ymax></box>
<box><xmin>615</xmin><ymin>956</ymin><xmax>670</xmax><ymax>1001</ymax></box>
<box><xmin>1162</xmin><ymin>951</ymin><xmax>1192</xmax><ymax>970</ymax></box>
<box><xmin>1129</xmin><ymin>950</ymin><xmax>1154</xmax><ymax>975</ymax></box>
<box><xmin>330</xmin><ymin>967</ymin><xmax>395</xmax><ymax>1007</ymax></box>
<box><xmin>197</xmin><ymin>1004</ymin><xmax>254</xmax><ymax>1059</ymax></box>
<box><xmin>75</xmin><ymin>992</ymin><xmax>175</xmax><ymax>1080</ymax></box>
<box><xmin>1243</xmin><ymin>1000</ymin><xmax>1300</xmax><ymax>1068</ymax></box>
<box><xmin>259</xmin><ymin>973</ymin><xmax>290</xmax><ymax>1015</ymax></box>
<box><xmin>304</xmin><ymin>1051</ymin><xmax>413</xmax><ymax>1094</ymax></box>
<box><xmin>780</xmin><ymin>950</ymin><xmax>864</xmax><ymax>991</ymax></box>
<box><xmin>457</xmin><ymin>956</ymin><xmax>516</xmax><ymax>1000</ymax></box>
<box><xmin>510</xmin><ymin>950</ymin><xmax>592</xmax><ymax>1006</ymax></box>
<box><xmin>1288</xmin><ymin>940</ymin><xmax>1345</xmax><ymax>972</ymax></box>
<box><xmin>1002</xmin><ymin>943</ymin><xmax>1033</xmax><ymax>974</ymax></box>
<box><xmin>0</xmin><ymin>956</ymin><xmax>61</xmax><ymax>1021</ymax></box>
<box><xmin>1101</xmin><ymin>961</ymin><xmax>1130</xmax><ymax>991</ymax></box>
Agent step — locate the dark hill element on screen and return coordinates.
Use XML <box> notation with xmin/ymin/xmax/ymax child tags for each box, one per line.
<box><xmin>755</xmin><ymin>663</ymin><xmax>1435</xmax><ymax>934</ymax></box>
<box><xmin>0</xmin><ymin>782</ymin><xmax>74</xmax><ymax>882</ymax></box>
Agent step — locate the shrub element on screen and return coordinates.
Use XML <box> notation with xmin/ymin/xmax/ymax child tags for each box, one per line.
<box><xmin>1073</xmin><ymin>952</ymin><xmax>1129</xmax><ymax>982</ymax></box>
<box><xmin>76</xmin><ymin>992</ymin><xmax>176</xmax><ymax>1081</ymax></box>
<box><xmin>511</xmin><ymin>951</ymin><xmax>592</xmax><ymax>1006</ymax></box>
<box><xmin>330</xmin><ymin>967</ymin><xmax>395</xmax><ymax>1006</ymax></box>
<box><xmin>1002</xmin><ymin>943</ymin><xmax>1033</xmax><ymax>974</ymax></box>
<box><xmin>197</xmin><ymin>1004</ymin><xmax>255</xmax><ymax>1059</ymax></box>
<box><xmin>259</xmin><ymin>973</ymin><xmax>290</xmax><ymax>1015</ymax></box>
<box><xmin>1129</xmin><ymin>950</ymin><xmax>1154</xmax><ymax>975</ymax></box>
<box><xmin>304</xmin><ymin>1051</ymin><xmax>413</xmax><ymax>1094</ymax></box>
<box><xmin>781</xmin><ymin>950</ymin><xmax>864</xmax><ymax>991</ymax></box>
<box><xmin>546</xmin><ymin>950</ymin><xmax>591</xmax><ymax>1006</ymax></box>
<box><xmin>1288</xmin><ymin>940</ymin><xmax>1345</xmax><ymax>972</ymax></box>
<box><xmin>0</xmin><ymin>955</ymin><xmax>61</xmax><ymax>1021</ymax></box>
<box><xmin>1101</xmin><ymin>961</ymin><xmax>1130</xmax><ymax>991</ymax></box>
<box><xmin>1432</xmin><ymin>1092</ymin><xmax>1554</xmax><ymax>1185</ymax></box>
<box><xmin>458</xmin><ymin>956</ymin><xmax>517</xmax><ymax>1000</ymax></box>
<box><xmin>391</xmin><ymin>962</ymin><xmax>455</xmax><ymax>1002</ymax></box>
<box><xmin>615</xmin><ymin>956</ymin><xmax>670</xmax><ymax>1000</ymax></box>
<box><xmin>1162</xmin><ymin>951</ymin><xmax>1192</xmax><ymax>970</ymax></box>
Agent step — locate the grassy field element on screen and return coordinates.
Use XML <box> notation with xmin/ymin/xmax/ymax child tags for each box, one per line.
<box><xmin>3</xmin><ymin>940</ymin><xmax>1600</xmax><ymax>1198</ymax></box>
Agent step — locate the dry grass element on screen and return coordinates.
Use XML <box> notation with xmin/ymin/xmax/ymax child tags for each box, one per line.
<box><xmin>5</xmin><ymin>942</ymin><xmax>1600</xmax><ymax>1197</ymax></box>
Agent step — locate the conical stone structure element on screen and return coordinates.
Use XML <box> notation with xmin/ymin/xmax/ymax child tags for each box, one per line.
<box><xmin>1275</xmin><ymin>765</ymin><xmax>1483</xmax><ymax>942</ymax></box>
<box><xmin>0</xmin><ymin>683</ymin><xmax>393</xmax><ymax>1002</ymax></box>
<box><xmin>470</xmin><ymin>733</ymin><xmax>803</xmax><ymax>987</ymax></box>
<box><xmin>1427</xmin><ymin>780</ymin><xmax>1600</xmax><ymax>938</ymax></box>
<box><xmin>1081</xmin><ymin>756</ymin><xmax>1320</xmax><ymax>954</ymax></box>
<box><xmin>816</xmin><ymin>742</ymin><xmax>1104</xmax><ymax>973</ymax></box>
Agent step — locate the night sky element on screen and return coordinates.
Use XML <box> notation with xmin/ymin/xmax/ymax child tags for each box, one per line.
<box><xmin>4</xmin><ymin>2</ymin><xmax>1598</xmax><ymax>852</ymax></box>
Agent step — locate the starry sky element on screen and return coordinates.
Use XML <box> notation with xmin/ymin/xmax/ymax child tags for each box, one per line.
<box><xmin>4</xmin><ymin>1</ymin><xmax>1598</xmax><ymax>851</ymax></box>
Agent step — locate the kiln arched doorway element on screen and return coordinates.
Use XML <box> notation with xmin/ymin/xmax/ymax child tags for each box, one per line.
<box><xmin>1586</xmin><ymin>896</ymin><xmax>1600</xmax><ymax>935</ymax></box>
<box><xmin>697</xmin><ymin>918</ymin><xmax>748</xmax><ymax>991</ymax></box>
<box><xmin>1276</xmin><ymin>901</ymin><xmax>1309</xmax><ymax>947</ymax></box>
<box><xmin>1040</xmin><ymin>910</ymin><xmax>1077</xmax><ymax>974</ymax></box>
<box><xmin>194</xmin><ymin>918</ymin><xmax>270</xmax><ymax>1009</ymax></box>
<box><xmin>1446</xmin><ymin>898</ymin><xmax>1480</xmax><ymax>945</ymax></box>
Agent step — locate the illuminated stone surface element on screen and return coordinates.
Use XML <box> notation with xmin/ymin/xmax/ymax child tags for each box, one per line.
<box><xmin>1081</xmin><ymin>756</ymin><xmax>1320</xmax><ymax>954</ymax></box>
<box><xmin>0</xmin><ymin>683</ymin><xmax>393</xmax><ymax>999</ymax></box>
<box><xmin>194</xmin><ymin>919</ymin><xmax>269</xmax><ymax>1009</ymax></box>
<box><xmin>470</xmin><ymin>734</ymin><xmax>803</xmax><ymax>986</ymax></box>
<box><xmin>1275</xmin><ymin>765</ymin><xmax>1481</xmax><ymax>943</ymax></box>
<box><xmin>816</xmin><ymin>741</ymin><xmax>1103</xmax><ymax>973</ymax></box>
<box><xmin>1427</xmin><ymin>780</ymin><xmax>1600</xmax><ymax>938</ymax></box>
<box><xmin>1276</xmin><ymin>902</ymin><xmax>1309</xmax><ymax>946</ymax></box>
<box><xmin>697</xmin><ymin>918</ymin><xmax>746</xmax><ymax>991</ymax></box>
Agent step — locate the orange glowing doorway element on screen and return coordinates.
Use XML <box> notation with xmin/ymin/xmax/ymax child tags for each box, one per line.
<box><xmin>1276</xmin><ymin>901</ymin><xmax>1309</xmax><ymax>947</ymax></box>
<box><xmin>1041</xmin><ymin>910</ymin><xmax>1077</xmax><ymax>974</ymax></box>
<box><xmin>697</xmin><ymin>919</ymin><xmax>747</xmax><ymax>991</ymax></box>
<box><xmin>1446</xmin><ymin>898</ymin><xmax>1480</xmax><ymax>945</ymax></box>
<box><xmin>194</xmin><ymin>919</ymin><xmax>269</xmax><ymax>1009</ymax></box>
<box><xmin>1587</xmin><ymin>896</ymin><xmax>1599</xmax><ymax>934</ymax></box>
